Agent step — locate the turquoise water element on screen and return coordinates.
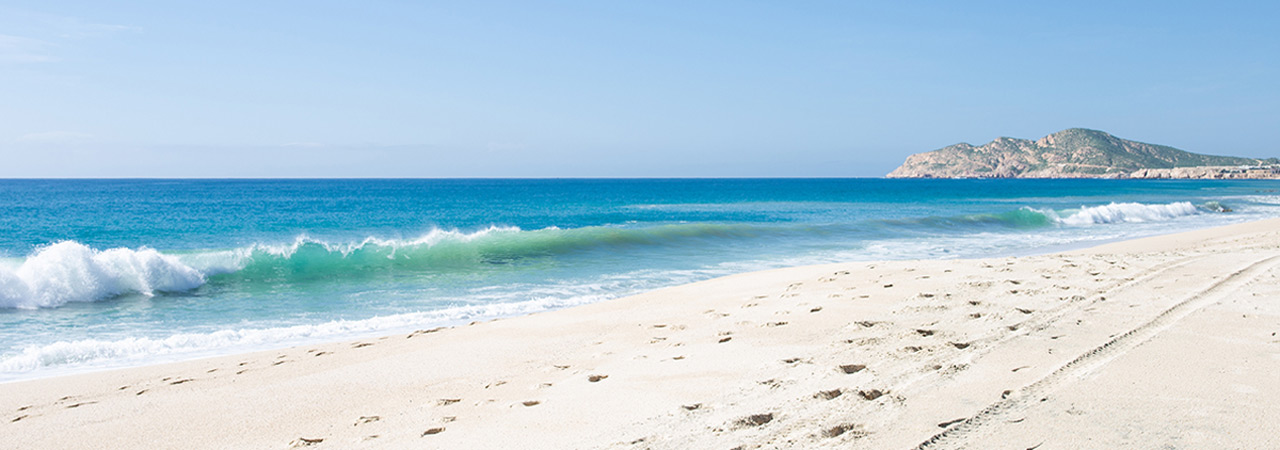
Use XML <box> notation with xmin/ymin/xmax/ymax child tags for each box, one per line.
<box><xmin>3</xmin><ymin>178</ymin><xmax>1279</xmax><ymax>381</ymax></box>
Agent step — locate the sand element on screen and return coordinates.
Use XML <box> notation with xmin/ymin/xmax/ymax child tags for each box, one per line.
<box><xmin>3</xmin><ymin>219</ymin><xmax>1279</xmax><ymax>449</ymax></box>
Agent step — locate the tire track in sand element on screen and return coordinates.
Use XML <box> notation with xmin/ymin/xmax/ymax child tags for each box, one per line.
<box><xmin>913</xmin><ymin>254</ymin><xmax>1280</xmax><ymax>450</ymax></box>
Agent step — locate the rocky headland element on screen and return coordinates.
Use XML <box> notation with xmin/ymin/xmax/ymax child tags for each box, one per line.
<box><xmin>887</xmin><ymin>128</ymin><xmax>1279</xmax><ymax>179</ymax></box>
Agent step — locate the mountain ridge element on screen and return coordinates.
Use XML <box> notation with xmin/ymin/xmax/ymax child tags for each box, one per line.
<box><xmin>887</xmin><ymin>128</ymin><xmax>1277</xmax><ymax>178</ymax></box>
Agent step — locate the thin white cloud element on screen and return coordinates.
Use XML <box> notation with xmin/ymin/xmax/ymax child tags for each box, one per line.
<box><xmin>50</xmin><ymin>18</ymin><xmax>142</xmax><ymax>39</ymax></box>
<box><xmin>14</xmin><ymin>131</ymin><xmax>94</xmax><ymax>143</ymax></box>
<box><xmin>0</xmin><ymin>11</ymin><xmax>140</xmax><ymax>64</ymax></box>
<box><xmin>0</xmin><ymin>34</ymin><xmax>57</xmax><ymax>63</ymax></box>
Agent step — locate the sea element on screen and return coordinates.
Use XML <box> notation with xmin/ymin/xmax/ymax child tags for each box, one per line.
<box><xmin>3</xmin><ymin>178</ymin><xmax>1279</xmax><ymax>382</ymax></box>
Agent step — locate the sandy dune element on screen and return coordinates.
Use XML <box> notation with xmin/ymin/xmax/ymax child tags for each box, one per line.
<box><xmin>3</xmin><ymin>219</ymin><xmax>1279</xmax><ymax>449</ymax></box>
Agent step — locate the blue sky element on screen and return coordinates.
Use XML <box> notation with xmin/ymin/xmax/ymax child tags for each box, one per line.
<box><xmin>1</xmin><ymin>1</ymin><xmax>1277</xmax><ymax>177</ymax></box>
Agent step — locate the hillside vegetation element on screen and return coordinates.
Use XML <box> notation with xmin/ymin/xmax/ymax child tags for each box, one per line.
<box><xmin>887</xmin><ymin>128</ymin><xmax>1274</xmax><ymax>178</ymax></box>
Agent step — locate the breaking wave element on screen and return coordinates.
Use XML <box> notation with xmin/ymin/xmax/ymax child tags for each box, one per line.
<box><xmin>1040</xmin><ymin>201</ymin><xmax>1203</xmax><ymax>225</ymax></box>
<box><xmin>0</xmin><ymin>242</ymin><xmax>205</xmax><ymax>309</ymax></box>
<box><xmin>0</xmin><ymin>202</ymin><xmax>1218</xmax><ymax>310</ymax></box>
<box><xmin>0</xmin><ymin>223</ymin><xmax>774</xmax><ymax>309</ymax></box>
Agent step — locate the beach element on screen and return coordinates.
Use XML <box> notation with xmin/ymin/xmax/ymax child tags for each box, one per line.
<box><xmin>3</xmin><ymin>218</ymin><xmax>1278</xmax><ymax>449</ymax></box>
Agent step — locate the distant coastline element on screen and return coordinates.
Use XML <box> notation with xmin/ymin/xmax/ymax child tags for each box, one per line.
<box><xmin>888</xmin><ymin>128</ymin><xmax>1279</xmax><ymax>179</ymax></box>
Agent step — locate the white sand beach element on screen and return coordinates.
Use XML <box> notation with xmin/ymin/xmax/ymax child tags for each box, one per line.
<box><xmin>3</xmin><ymin>219</ymin><xmax>1279</xmax><ymax>449</ymax></box>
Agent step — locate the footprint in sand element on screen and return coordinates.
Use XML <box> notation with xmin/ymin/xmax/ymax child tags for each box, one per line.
<box><xmin>407</xmin><ymin>327</ymin><xmax>443</xmax><ymax>338</ymax></box>
<box><xmin>736</xmin><ymin>413</ymin><xmax>774</xmax><ymax>428</ymax></box>
<box><xmin>846</xmin><ymin>337</ymin><xmax>881</xmax><ymax>346</ymax></box>
<box><xmin>858</xmin><ymin>389</ymin><xmax>886</xmax><ymax>401</ymax></box>
<box><xmin>916</xmin><ymin>329</ymin><xmax>935</xmax><ymax>337</ymax></box>
<box><xmin>814</xmin><ymin>389</ymin><xmax>843</xmax><ymax>400</ymax></box>
<box><xmin>824</xmin><ymin>423</ymin><xmax>864</xmax><ymax>438</ymax></box>
<box><xmin>588</xmin><ymin>374</ymin><xmax>608</xmax><ymax>382</ymax></box>
<box><xmin>438</xmin><ymin>398</ymin><xmax>461</xmax><ymax>406</ymax></box>
<box><xmin>682</xmin><ymin>403</ymin><xmax>702</xmax><ymax>411</ymax></box>
<box><xmin>839</xmin><ymin>364</ymin><xmax>866</xmax><ymax>374</ymax></box>
<box><xmin>521</xmin><ymin>400</ymin><xmax>541</xmax><ymax>407</ymax></box>
<box><xmin>289</xmin><ymin>437</ymin><xmax>324</xmax><ymax>447</ymax></box>
<box><xmin>352</xmin><ymin>342</ymin><xmax>375</xmax><ymax>348</ymax></box>
<box><xmin>422</xmin><ymin>427</ymin><xmax>446</xmax><ymax>436</ymax></box>
<box><xmin>355</xmin><ymin>416</ymin><xmax>380</xmax><ymax>425</ymax></box>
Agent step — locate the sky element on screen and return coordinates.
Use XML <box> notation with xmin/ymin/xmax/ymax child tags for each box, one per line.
<box><xmin>1</xmin><ymin>1</ymin><xmax>1277</xmax><ymax>177</ymax></box>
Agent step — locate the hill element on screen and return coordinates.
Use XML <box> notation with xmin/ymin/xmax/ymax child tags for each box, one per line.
<box><xmin>887</xmin><ymin>128</ymin><xmax>1275</xmax><ymax>178</ymax></box>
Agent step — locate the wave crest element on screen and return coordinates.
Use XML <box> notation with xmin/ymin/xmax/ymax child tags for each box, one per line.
<box><xmin>192</xmin><ymin>223</ymin><xmax>768</xmax><ymax>281</ymax></box>
<box><xmin>1045</xmin><ymin>201</ymin><xmax>1202</xmax><ymax>225</ymax></box>
<box><xmin>0</xmin><ymin>242</ymin><xmax>205</xmax><ymax>309</ymax></box>
<box><xmin>0</xmin><ymin>204</ymin><xmax>1211</xmax><ymax>310</ymax></box>
<box><xmin>1</xmin><ymin>223</ymin><xmax>768</xmax><ymax>308</ymax></box>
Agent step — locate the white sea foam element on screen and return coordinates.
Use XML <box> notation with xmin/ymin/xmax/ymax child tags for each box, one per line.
<box><xmin>1047</xmin><ymin>202</ymin><xmax>1201</xmax><ymax>226</ymax></box>
<box><xmin>263</xmin><ymin>226</ymin><xmax>526</xmax><ymax>257</ymax></box>
<box><xmin>0</xmin><ymin>288</ymin><xmax>608</xmax><ymax>376</ymax></box>
<box><xmin>0</xmin><ymin>242</ymin><xmax>206</xmax><ymax>309</ymax></box>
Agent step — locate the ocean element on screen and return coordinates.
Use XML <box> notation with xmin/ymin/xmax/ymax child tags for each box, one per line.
<box><xmin>3</xmin><ymin>178</ymin><xmax>1279</xmax><ymax>382</ymax></box>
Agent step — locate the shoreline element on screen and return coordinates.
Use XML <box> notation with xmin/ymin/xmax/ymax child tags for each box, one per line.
<box><xmin>4</xmin><ymin>218</ymin><xmax>1280</xmax><ymax>449</ymax></box>
<box><xmin>3</xmin><ymin>212</ymin><xmax>1258</xmax><ymax>385</ymax></box>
